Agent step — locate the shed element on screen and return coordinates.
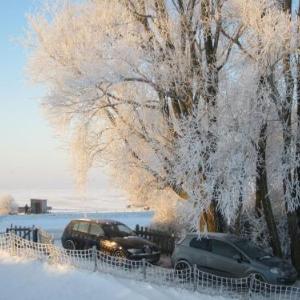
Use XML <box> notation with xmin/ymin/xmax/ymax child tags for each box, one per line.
<box><xmin>30</xmin><ymin>199</ymin><xmax>47</xmax><ymax>214</ymax></box>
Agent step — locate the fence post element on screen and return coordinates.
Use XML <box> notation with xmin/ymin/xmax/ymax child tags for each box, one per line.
<box><xmin>193</xmin><ymin>264</ymin><xmax>197</xmax><ymax>291</ymax></box>
<box><xmin>142</xmin><ymin>258</ymin><xmax>147</xmax><ymax>280</ymax></box>
<box><xmin>9</xmin><ymin>232</ymin><xmax>16</xmax><ymax>256</ymax></box>
<box><xmin>33</xmin><ymin>227</ymin><xmax>38</xmax><ymax>243</ymax></box>
<box><xmin>248</xmin><ymin>274</ymin><xmax>254</xmax><ymax>299</ymax></box>
<box><xmin>92</xmin><ymin>246</ymin><xmax>97</xmax><ymax>272</ymax></box>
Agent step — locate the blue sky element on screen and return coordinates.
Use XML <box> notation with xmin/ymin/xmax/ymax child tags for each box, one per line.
<box><xmin>0</xmin><ymin>1</ymin><xmax>84</xmax><ymax>191</ymax></box>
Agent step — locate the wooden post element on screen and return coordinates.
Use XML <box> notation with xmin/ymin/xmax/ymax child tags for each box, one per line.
<box><xmin>33</xmin><ymin>228</ymin><xmax>38</xmax><ymax>243</ymax></box>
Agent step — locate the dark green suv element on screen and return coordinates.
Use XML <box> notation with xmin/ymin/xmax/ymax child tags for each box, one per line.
<box><xmin>61</xmin><ymin>219</ymin><xmax>160</xmax><ymax>263</ymax></box>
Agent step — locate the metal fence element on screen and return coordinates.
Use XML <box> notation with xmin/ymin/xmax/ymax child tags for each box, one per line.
<box><xmin>0</xmin><ymin>232</ymin><xmax>299</xmax><ymax>300</ymax></box>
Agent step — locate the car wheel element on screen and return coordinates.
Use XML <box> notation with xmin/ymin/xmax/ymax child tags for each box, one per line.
<box><xmin>114</xmin><ymin>249</ymin><xmax>126</xmax><ymax>258</ymax></box>
<box><xmin>250</xmin><ymin>272</ymin><xmax>266</xmax><ymax>283</ymax></box>
<box><xmin>64</xmin><ymin>240</ymin><xmax>76</xmax><ymax>250</ymax></box>
<box><xmin>113</xmin><ymin>250</ymin><xmax>127</xmax><ymax>266</ymax></box>
<box><xmin>248</xmin><ymin>272</ymin><xmax>267</xmax><ymax>292</ymax></box>
<box><xmin>174</xmin><ymin>260</ymin><xmax>192</xmax><ymax>281</ymax></box>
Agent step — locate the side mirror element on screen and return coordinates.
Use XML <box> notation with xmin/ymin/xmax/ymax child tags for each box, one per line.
<box><xmin>233</xmin><ymin>254</ymin><xmax>242</xmax><ymax>263</ymax></box>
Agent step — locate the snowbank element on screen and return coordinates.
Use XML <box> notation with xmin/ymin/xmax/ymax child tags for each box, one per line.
<box><xmin>0</xmin><ymin>251</ymin><xmax>232</xmax><ymax>300</ymax></box>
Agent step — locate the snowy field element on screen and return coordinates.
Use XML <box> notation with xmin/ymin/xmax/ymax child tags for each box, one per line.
<box><xmin>0</xmin><ymin>251</ymin><xmax>232</xmax><ymax>300</ymax></box>
<box><xmin>6</xmin><ymin>188</ymin><xmax>130</xmax><ymax>213</ymax></box>
<box><xmin>0</xmin><ymin>188</ymin><xmax>152</xmax><ymax>242</ymax></box>
<box><xmin>0</xmin><ymin>211</ymin><xmax>153</xmax><ymax>242</ymax></box>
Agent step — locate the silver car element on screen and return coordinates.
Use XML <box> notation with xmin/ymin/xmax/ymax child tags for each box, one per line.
<box><xmin>171</xmin><ymin>233</ymin><xmax>298</xmax><ymax>285</ymax></box>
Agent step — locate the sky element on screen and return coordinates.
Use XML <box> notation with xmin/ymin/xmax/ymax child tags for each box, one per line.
<box><xmin>0</xmin><ymin>0</ymin><xmax>113</xmax><ymax>195</ymax></box>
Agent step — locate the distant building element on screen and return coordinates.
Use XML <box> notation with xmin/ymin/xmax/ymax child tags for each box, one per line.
<box><xmin>30</xmin><ymin>199</ymin><xmax>48</xmax><ymax>214</ymax></box>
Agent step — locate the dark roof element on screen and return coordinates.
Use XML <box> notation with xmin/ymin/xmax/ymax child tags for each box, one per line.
<box><xmin>185</xmin><ymin>232</ymin><xmax>240</xmax><ymax>242</ymax></box>
<box><xmin>73</xmin><ymin>219</ymin><xmax>123</xmax><ymax>225</ymax></box>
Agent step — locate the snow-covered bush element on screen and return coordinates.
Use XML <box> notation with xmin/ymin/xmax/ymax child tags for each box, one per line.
<box><xmin>0</xmin><ymin>194</ymin><xmax>18</xmax><ymax>215</ymax></box>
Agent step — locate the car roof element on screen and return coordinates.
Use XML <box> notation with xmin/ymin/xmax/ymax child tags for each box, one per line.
<box><xmin>185</xmin><ymin>232</ymin><xmax>241</xmax><ymax>242</ymax></box>
<box><xmin>72</xmin><ymin>219</ymin><xmax>123</xmax><ymax>225</ymax></box>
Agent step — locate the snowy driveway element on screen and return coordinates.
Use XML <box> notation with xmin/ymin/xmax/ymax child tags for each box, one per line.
<box><xmin>0</xmin><ymin>251</ymin><xmax>232</xmax><ymax>300</ymax></box>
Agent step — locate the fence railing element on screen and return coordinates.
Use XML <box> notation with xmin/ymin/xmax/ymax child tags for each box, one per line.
<box><xmin>6</xmin><ymin>225</ymin><xmax>38</xmax><ymax>242</ymax></box>
<box><xmin>5</xmin><ymin>225</ymin><xmax>54</xmax><ymax>245</ymax></box>
<box><xmin>135</xmin><ymin>225</ymin><xmax>175</xmax><ymax>254</ymax></box>
<box><xmin>0</xmin><ymin>232</ymin><xmax>299</xmax><ymax>300</ymax></box>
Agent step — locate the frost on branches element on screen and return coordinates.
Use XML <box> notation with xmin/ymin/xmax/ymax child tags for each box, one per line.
<box><xmin>26</xmin><ymin>0</ymin><xmax>300</xmax><ymax>270</ymax></box>
<box><xmin>0</xmin><ymin>194</ymin><xmax>18</xmax><ymax>215</ymax></box>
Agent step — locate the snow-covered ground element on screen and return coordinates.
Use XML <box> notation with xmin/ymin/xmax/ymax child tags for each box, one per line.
<box><xmin>0</xmin><ymin>251</ymin><xmax>231</xmax><ymax>300</ymax></box>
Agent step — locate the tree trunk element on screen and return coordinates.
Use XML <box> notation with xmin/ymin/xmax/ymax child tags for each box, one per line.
<box><xmin>283</xmin><ymin>126</ymin><xmax>300</xmax><ymax>273</ymax></box>
<box><xmin>287</xmin><ymin>211</ymin><xmax>300</xmax><ymax>273</ymax></box>
<box><xmin>256</xmin><ymin>123</ymin><xmax>283</xmax><ymax>257</ymax></box>
<box><xmin>280</xmin><ymin>0</ymin><xmax>300</xmax><ymax>274</ymax></box>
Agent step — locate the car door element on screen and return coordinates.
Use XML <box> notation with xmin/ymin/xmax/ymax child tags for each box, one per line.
<box><xmin>188</xmin><ymin>237</ymin><xmax>211</xmax><ymax>271</ymax></box>
<box><xmin>74</xmin><ymin>221</ymin><xmax>90</xmax><ymax>249</ymax></box>
<box><xmin>207</xmin><ymin>239</ymin><xmax>250</xmax><ymax>277</ymax></box>
<box><xmin>86</xmin><ymin>223</ymin><xmax>105</xmax><ymax>249</ymax></box>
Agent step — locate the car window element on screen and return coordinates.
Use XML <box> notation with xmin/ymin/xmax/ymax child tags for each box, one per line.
<box><xmin>116</xmin><ymin>224</ymin><xmax>135</xmax><ymax>236</ymax></box>
<box><xmin>76</xmin><ymin>222</ymin><xmax>90</xmax><ymax>234</ymax></box>
<box><xmin>211</xmin><ymin>240</ymin><xmax>240</xmax><ymax>259</ymax></box>
<box><xmin>190</xmin><ymin>238</ymin><xmax>210</xmax><ymax>251</ymax></box>
<box><xmin>233</xmin><ymin>239</ymin><xmax>271</xmax><ymax>259</ymax></box>
<box><xmin>102</xmin><ymin>223</ymin><xmax>135</xmax><ymax>237</ymax></box>
<box><xmin>89</xmin><ymin>223</ymin><xmax>105</xmax><ymax>236</ymax></box>
<box><xmin>72</xmin><ymin>223</ymin><xmax>79</xmax><ymax>231</ymax></box>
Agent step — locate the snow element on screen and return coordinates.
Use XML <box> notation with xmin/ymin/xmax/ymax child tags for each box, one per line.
<box><xmin>5</xmin><ymin>188</ymin><xmax>129</xmax><ymax>213</ymax></box>
<box><xmin>0</xmin><ymin>251</ymin><xmax>231</xmax><ymax>300</ymax></box>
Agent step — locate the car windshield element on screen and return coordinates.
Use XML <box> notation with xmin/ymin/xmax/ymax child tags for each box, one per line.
<box><xmin>102</xmin><ymin>224</ymin><xmax>136</xmax><ymax>237</ymax></box>
<box><xmin>234</xmin><ymin>239</ymin><xmax>272</xmax><ymax>259</ymax></box>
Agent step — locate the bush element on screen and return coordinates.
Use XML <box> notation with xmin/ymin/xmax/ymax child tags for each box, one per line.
<box><xmin>0</xmin><ymin>194</ymin><xmax>18</xmax><ymax>215</ymax></box>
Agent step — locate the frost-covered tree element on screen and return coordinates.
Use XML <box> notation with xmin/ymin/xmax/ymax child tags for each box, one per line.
<box><xmin>171</xmin><ymin>0</ymin><xmax>300</xmax><ymax>268</ymax></box>
<box><xmin>26</xmin><ymin>0</ymin><xmax>300</xmax><ymax>271</ymax></box>
<box><xmin>27</xmin><ymin>0</ymin><xmax>244</xmax><ymax>229</ymax></box>
<box><xmin>0</xmin><ymin>194</ymin><xmax>18</xmax><ymax>215</ymax></box>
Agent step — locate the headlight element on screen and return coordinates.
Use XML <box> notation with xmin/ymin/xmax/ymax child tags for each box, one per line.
<box><xmin>270</xmin><ymin>268</ymin><xmax>282</xmax><ymax>275</ymax></box>
<box><xmin>101</xmin><ymin>240</ymin><xmax>117</xmax><ymax>248</ymax></box>
<box><xmin>127</xmin><ymin>248</ymin><xmax>143</xmax><ymax>254</ymax></box>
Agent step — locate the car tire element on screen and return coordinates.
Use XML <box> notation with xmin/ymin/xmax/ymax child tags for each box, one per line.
<box><xmin>248</xmin><ymin>272</ymin><xmax>267</xmax><ymax>292</ymax></box>
<box><xmin>174</xmin><ymin>260</ymin><xmax>192</xmax><ymax>281</ymax></box>
<box><xmin>113</xmin><ymin>250</ymin><xmax>127</xmax><ymax>267</ymax></box>
<box><xmin>64</xmin><ymin>239</ymin><xmax>76</xmax><ymax>250</ymax></box>
<box><xmin>249</xmin><ymin>272</ymin><xmax>266</xmax><ymax>283</ymax></box>
<box><xmin>113</xmin><ymin>249</ymin><xmax>126</xmax><ymax>258</ymax></box>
